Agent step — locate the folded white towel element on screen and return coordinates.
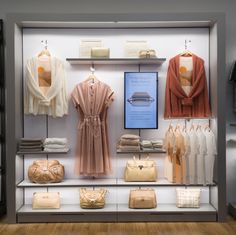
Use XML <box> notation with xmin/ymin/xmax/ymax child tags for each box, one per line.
<box><xmin>44</xmin><ymin>147</ymin><xmax>69</xmax><ymax>152</ymax></box>
<box><xmin>44</xmin><ymin>138</ymin><xmax>68</xmax><ymax>145</ymax></box>
<box><xmin>43</xmin><ymin>144</ymin><xmax>67</xmax><ymax>149</ymax></box>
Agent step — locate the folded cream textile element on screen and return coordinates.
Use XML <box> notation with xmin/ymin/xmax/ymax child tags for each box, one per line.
<box><xmin>120</xmin><ymin>134</ymin><xmax>140</xmax><ymax>140</ymax></box>
<box><xmin>141</xmin><ymin>140</ymin><xmax>152</xmax><ymax>147</ymax></box>
<box><xmin>44</xmin><ymin>147</ymin><xmax>69</xmax><ymax>152</ymax></box>
<box><xmin>44</xmin><ymin>138</ymin><xmax>68</xmax><ymax>145</ymax></box>
<box><xmin>151</xmin><ymin>139</ymin><xmax>163</xmax><ymax>145</ymax></box>
<box><xmin>43</xmin><ymin>144</ymin><xmax>68</xmax><ymax>149</ymax></box>
<box><xmin>142</xmin><ymin>147</ymin><xmax>154</xmax><ymax>151</ymax></box>
<box><xmin>119</xmin><ymin>139</ymin><xmax>140</xmax><ymax>146</ymax></box>
<box><xmin>118</xmin><ymin>145</ymin><xmax>140</xmax><ymax>151</ymax></box>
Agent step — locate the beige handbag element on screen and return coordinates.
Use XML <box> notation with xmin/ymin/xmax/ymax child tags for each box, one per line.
<box><xmin>32</xmin><ymin>192</ymin><xmax>60</xmax><ymax>209</ymax></box>
<box><xmin>91</xmin><ymin>47</ymin><xmax>110</xmax><ymax>58</ymax></box>
<box><xmin>80</xmin><ymin>188</ymin><xmax>107</xmax><ymax>209</ymax></box>
<box><xmin>139</xmin><ymin>49</ymin><xmax>157</xmax><ymax>58</ymax></box>
<box><xmin>129</xmin><ymin>188</ymin><xmax>157</xmax><ymax>209</ymax></box>
<box><xmin>176</xmin><ymin>188</ymin><xmax>201</xmax><ymax>208</ymax></box>
<box><xmin>124</xmin><ymin>156</ymin><xmax>157</xmax><ymax>182</ymax></box>
<box><xmin>28</xmin><ymin>160</ymin><xmax>64</xmax><ymax>184</ymax></box>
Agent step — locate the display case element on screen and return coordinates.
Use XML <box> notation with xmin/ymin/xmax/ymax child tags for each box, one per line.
<box><xmin>5</xmin><ymin>13</ymin><xmax>226</xmax><ymax>223</ymax></box>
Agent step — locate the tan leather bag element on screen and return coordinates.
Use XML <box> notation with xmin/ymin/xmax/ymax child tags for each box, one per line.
<box><xmin>32</xmin><ymin>192</ymin><xmax>60</xmax><ymax>209</ymax></box>
<box><xmin>176</xmin><ymin>188</ymin><xmax>201</xmax><ymax>208</ymax></box>
<box><xmin>139</xmin><ymin>49</ymin><xmax>157</xmax><ymax>58</ymax></box>
<box><xmin>129</xmin><ymin>188</ymin><xmax>157</xmax><ymax>209</ymax></box>
<box><xmin>80</xmin><ymin>188</ymin><xmax>107</xmax><ymax>209</ymax></box>
<box><xmin>124</xmin><ymin>156</ymin><xmax>157</xmax><ymax>182</ymax></box>
<box><xmin>28</xmin><ymin>160</ymin><xmax>65</xmax><ymax>184</ymax></box>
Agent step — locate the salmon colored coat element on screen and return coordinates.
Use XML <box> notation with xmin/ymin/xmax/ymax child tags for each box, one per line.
<box><xmin>71</xmin><ymin>80</ymin><xmax>114</xmax><ymax>177</ymax></box>
<box><xmin>164</xmin><ymin>54</ymin><xmax>211</xmax><ymax>118</ymax></box>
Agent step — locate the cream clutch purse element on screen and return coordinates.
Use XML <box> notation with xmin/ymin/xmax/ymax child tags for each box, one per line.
<box><xmin>176</xmin><ymin>188</ymin><xmax>201</xmax><ymax>208</ymax></box>
<box><xmin>129</xmin><ymin>188</ymin><xmax>157</xmax><ymax>209</ymax></box>
<box><xmin>32</xmin><ymin>192</ymin><xmax>60</xmax><ymax>209</ymax></box>
<box><xmin>80</xmin><ymin>188</ymin><xmax>107</xmax><ymax>209</ymax></box>
<box><xmin>124</xmin><ymin>156</ymin><xmax>157</xmax><ymax>182</ymax></box>
<box><xmin>91</xmin><ymin>47</ymin><xmax>110</xmax><ymax>58</ymax></box>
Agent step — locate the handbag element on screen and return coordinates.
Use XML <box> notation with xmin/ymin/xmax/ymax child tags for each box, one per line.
<box><xmin>124</xmin><ymin>156</ymin><xmax>157</xmax><ymax>182</ymax></box>
<box><xmin>28</xmin><ymin>160</ymin><xmax>64</xmax><ymax>184</ymax></box>
<box><xmin>176</xmin><ymin>188</ymin><xmax>201</xmax><ymax>208</ymax></box>
<box><xmin>129</xmin><ymin>188</ymin><xmax>157</xmax><ymax>209</ymax></box>
<box><xmin>80</xmin><ymin>188</ymin><xmax>107</xmax><ymax>209</ymax></box>
<box><xmin>32</xmin><ymin>192</ymin><xmax>60</xmax><ymax>209</ymax></box>
<box><xmin>91</xmin><ymin>47</ymin><xmax>110</xmax><ymax>58</ymax></box>
<box><xmin>139</xmin><ymin>49</ymin><xmax>157</xmax><ymax>58</ymax></box>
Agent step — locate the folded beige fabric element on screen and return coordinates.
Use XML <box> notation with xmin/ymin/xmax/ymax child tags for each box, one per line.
<box><xmin>118</xmin><ymin>145</ymin><xmax>141</xmax><ymax>151</ymax></box>
<box><xmin>119</xmin><ymin>139</ymin><xmax>140</xmax><ymax>146</ymax></box>
<box><xmin>120</xmin><ymin>134</ymin><xmax>140</xmax><ymax>140</ymax></box>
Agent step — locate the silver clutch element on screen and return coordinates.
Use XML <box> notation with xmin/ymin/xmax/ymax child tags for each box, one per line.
<box><xmin>127</xmin><ymin>92</ymin><xmax>155</xmax><ymax>106</ymax></box>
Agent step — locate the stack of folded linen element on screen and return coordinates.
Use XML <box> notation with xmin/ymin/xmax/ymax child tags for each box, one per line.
<box><xmin>141</xmin><ymin>140</ymin><xmax>153</xmax><ymax>151</ymax></box>
<box><xmin>117</xmin><ymin>134</ymin><xmax>140</xmax><ymax>151</ymax></box>
<box><xmin>43</xmin><ymin>138</ymin><xmax>69</xmax><ymax>152</ymax></box>
<box><xmin>19</xmin><ymin>138</ymin><xmax>43</xmax><ymax>152</ymax></box>
<box><xmin>151</xmin><ymin>139</ymin><xmax>163</xmax><ymax>149</ymax></box>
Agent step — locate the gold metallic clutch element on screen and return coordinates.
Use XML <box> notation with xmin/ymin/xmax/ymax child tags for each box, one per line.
<box><xmin>139</xmin><ymin>49</ymin><xmax>157</xmax><ymax>58</ymax></box>
<box><xmin>32</xmin><ymin>192</ymin><xmax>60</xmax><ymax>209</ymax></box>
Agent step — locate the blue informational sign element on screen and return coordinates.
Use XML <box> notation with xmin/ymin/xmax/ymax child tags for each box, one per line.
<box><xmin>124</xmin><ymin>72</ymin><xmax>158</xmax><ymax>129</ymax></box>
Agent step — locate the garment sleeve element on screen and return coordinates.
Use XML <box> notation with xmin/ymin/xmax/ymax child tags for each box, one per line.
<box><xmin>105</xmin><ymin>87</ymin><xmax>115</xmax><ymax>107</ymax></box>
<box><xmin>71</xmin><ymin>85</ymin><xmax>80</xmax><ymax>108</ymax></box>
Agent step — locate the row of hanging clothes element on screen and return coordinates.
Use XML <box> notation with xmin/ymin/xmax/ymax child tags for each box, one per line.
<box><xmin>164</xmin><ymin>122</ymin><xmax>216</xmax><ymax>185</ymax></box>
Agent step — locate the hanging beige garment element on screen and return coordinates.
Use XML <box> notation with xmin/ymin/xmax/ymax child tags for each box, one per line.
<box><xmin>25</xmin><ymin>57</ymin><xmax>68</xmax><ymax>117</ymax></box>
<box><xmin>71</xmin><ymin>80</ymin><xmax>114</xmax><ymax>176</ymax></box>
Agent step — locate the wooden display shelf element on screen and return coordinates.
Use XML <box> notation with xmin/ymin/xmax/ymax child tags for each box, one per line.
<box><xmin>66</xmin><ymin>58</ymin><xmax>166</xmax><ymax>65</ymax></box>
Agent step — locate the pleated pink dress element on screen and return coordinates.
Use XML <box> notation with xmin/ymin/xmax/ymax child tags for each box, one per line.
<box><xmin>71</xmin><ymin>79</ymin><xmax>114</xmax><ymax>177</ymax></box>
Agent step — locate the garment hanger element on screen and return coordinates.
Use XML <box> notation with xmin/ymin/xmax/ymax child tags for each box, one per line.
<box><xmin>180</xmin><ymin>39</ymin><xmax>192</xmax><ymax>57</ymax></box>
<box><xmin>85</xmin><ymin>66</ymin><xmax>98</xmax><ymax>84</ymax></box>
<box><xmin>38</xmin><ymin>40</ymin><xmax>51</xmax><ymax>58</ymax></box>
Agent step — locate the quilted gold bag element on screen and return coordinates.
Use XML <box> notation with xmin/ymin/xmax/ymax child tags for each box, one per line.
<box><xmin>124</xmin><ymin>156</ymin><xmax>157</xmax><ymax>182</ymax></box>
<box><xmin>91</xmin><ymin>47</ymin><xmax>110</xmax><ymax>58</ymax></box>
<box><xmin>32</xmin><ymin>192</ymin><xmax>60</xmax><ymax>209</ymax></box>
<box><xmin>28</xmin><ymin>160</ymin><xmax>64</xmax><ymax>184</ymax></box>
<box><xmin>176</xmin><ymin>188</ymin><xmax>201</xmax><ymax>208</ymax></box>
<box><xmin>80</xmin><ymin>188</ymin><xmax>107</xmax><ymax>209</ymax></box>
<box><xmin>129</xmin><ymin>188</ymin><xmax>157</xmax><ymax>209</ymax></box>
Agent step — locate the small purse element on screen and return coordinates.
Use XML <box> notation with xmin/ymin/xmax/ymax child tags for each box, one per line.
<box><xmin>28</xmin><ymin>160</ymin><xmax>65</xmax><ymax>184</ymax></box>
<box><xmin>139</xmin><ymin>49</ymin><xmax>157</xmax><ymax>58</ymax></box>
<box><xmin>91</xmin><ymin>47</ymin><xmax>110</xmax><ymax>58</ymax></box>
<box><xmin>129</xmin><ymin>188</ymin><xmax>157</xmax><ymax>209</ymax></box>
<box><xmin>176</xmin><ymin>188</ymin><xmax>201</xmax><ymax>208</ymax></box>
<box><xmin>32</xmin><ymin>192</ymin><xmax>60</xmax><ymax>209</ymax></box>
<box><xmin>124</xmin><ymin>156</ymin><xmax>157</xmax><ymax>182</ymax></box>
<box><xmin>80</xmin><ymin>188</ymin><xmax>107</xmax><ymax>209</ymax></box>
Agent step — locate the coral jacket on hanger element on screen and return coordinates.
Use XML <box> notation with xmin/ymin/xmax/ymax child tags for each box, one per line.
<box><xmin>164</xmin><ymin>54</ymin><xmax>211</xmax><ymax>118</ymax></box>
<box><xmin>25</xmin><ymin>57</ymin><xmax>68</xmax><ymax>117</ymax></box>
<box><xmin>71</xmin><ymin>79</ymin><xmax>114</xmax><ymax>176</ymax></box>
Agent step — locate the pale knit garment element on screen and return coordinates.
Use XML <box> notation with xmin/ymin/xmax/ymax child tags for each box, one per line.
<box><xmin>187</xmin><ymin>130</ymin><xmax>200</xmax><ymax>184</ymax></box>
<box><xmin>204</xmin><ymin>129</ymin><xmax>217</xmax><ymax>184</ymax></box>
<box><xmin>179</xmin><ymin>56</ymin><xmax>193</xmax><ymax>96</ymax></box>
<box><xmin>24</xmin><ymin>57</ymin><xmax>68</xmax><ymax>118</ymax></box>
<box><xmin>44</xmin><ymin>138</ymin><xmax>68</xmax><ymax>145</ymax></box>
<box><xmin>72</xmin><ymin>79</ymin><xmax>114</xmax><ymax>176</ymax></box>
<box><xmin>196</xmin><ymin>129</ymin><xmax>207</xmax><ymax>185</ymax></box>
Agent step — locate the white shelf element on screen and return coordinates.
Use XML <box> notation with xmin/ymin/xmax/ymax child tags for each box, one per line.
<box><xmin>18</xmin><ymin>204</ymin><xmax>117</xmax><ymax>213</ymax></box>
<box><xmin>17</xmin><ymin>203</ymin><xmax>216</xmax><ymax>214</ymax></box>
<box><xmin>17</xmin><ymin>178</ymin><xmax>117</xmax><ymax>187</ymax></box>
<box><xmin>17</xmin><ymin>178</ymin><xmax>216</xmax><ymax>187</ymax></box>
<box><xmin>16</xmin><ymin>149</ymin><xmax>70</xmax><ymax>155</ymax></box>
<box><xmin>118</xmin><ymin>203</ymin><xmax>216</xmax><ymax>213</ymax></box>
<box><xmin>66</xmin><ymin>58</ymin><xmax>166</xmax><ymax>65</ymax></box>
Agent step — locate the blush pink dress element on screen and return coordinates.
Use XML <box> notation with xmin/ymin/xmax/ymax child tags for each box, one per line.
<box><xmin>71</xmin><ymin>79</ymin><xmax>114</xmax><ymax>176</ymax></box>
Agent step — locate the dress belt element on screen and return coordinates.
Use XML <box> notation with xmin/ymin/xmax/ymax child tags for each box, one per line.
<box><xmin>79</xmin><ymin>115</ymin><xmax>103</xmax><ymax>137</ymax></box>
